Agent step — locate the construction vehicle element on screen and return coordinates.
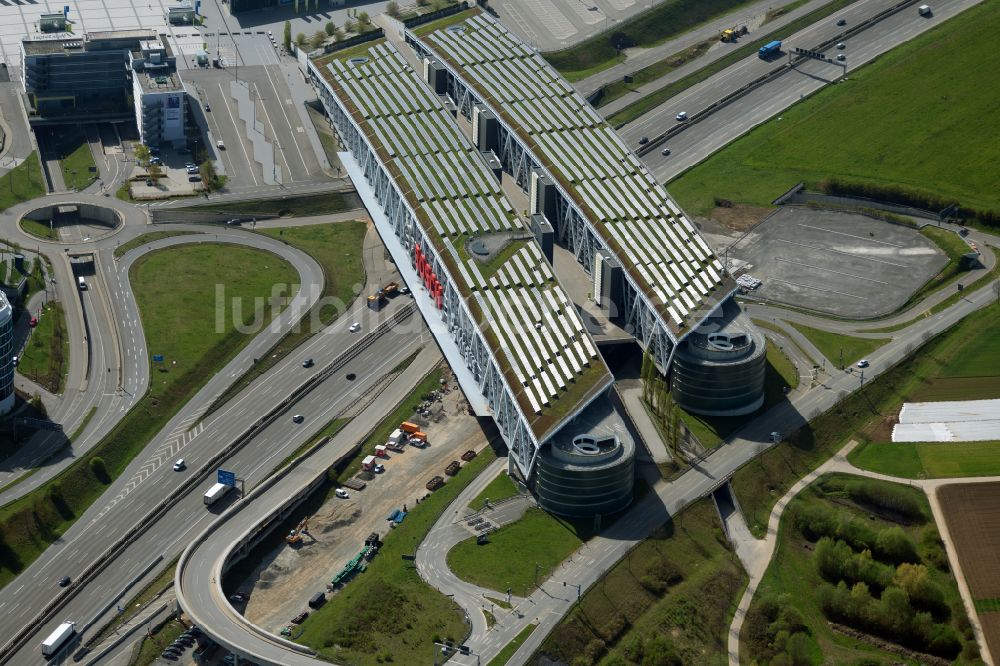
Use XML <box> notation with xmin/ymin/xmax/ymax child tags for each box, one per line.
<box><xmin>461</xmin><ymin>449</ymin><xmax>477</xmax><ymax>461</ymax></box>
<box><xmin>426</xmin><ymin>476</ymin><xmax>445</xmax><ymax>491</ymax></box>
<box><xmin>400</xmin><ymin>421</ymin><xmax>420</xmax><ymax>434</ymax></box>
<box><xmin>445</xmin><ymin>461</ymin><xmax>461</xmax><ymax>476</ymax></box>
<box><xmin>383</xmin><ymin>281</ymin><xmax>399</xmax><ymax>296</ymax></box>
<box><xmin>286</xmin><ymin>519</ymin><xmax>309</xmax><ymax>545</ymax></box>
<box><xmin>720</xmin><ymin>25</ymin><xmax>747</xmax><ymax>42</ymax></box>
<box><xmin>367</xmin><ymin>291</ymin><xmax>387</xmax><ymax>311</ymax></box>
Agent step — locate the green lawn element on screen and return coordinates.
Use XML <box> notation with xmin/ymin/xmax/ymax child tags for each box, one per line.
<box><xmin>16</xmin><ymin>300</ymin><xmax>69</xmax><ymax>394</ymax></box>
<box><xmin>0</xmin><ymin>153</ymin><xmax>46</xmax><ymax>212</ymax></box>
<box><xmin>668</xmin><ymin>1</ymin><xmax>1000</xmax><ymax>216</ymax></box>
<box><xmin>534</xmin><ymin>498</ymin><xmax>744</xmax><ymax>666</ymax></box>
<box><xmin>18</xmin><ymin>217</ymin><xmax>58</xmax><ymax>241</ymax></box>
<box><xmin>905</xmin><ymin>226</ymin><xmax>977</xmax><ymax>305</ymax></box>
<box><xmin>849</xmin><ymin>441</ymin><xmax>1000</xmax><ymax>479</ymax></box>
<box><xmin>467</xmin><ymin>471</ymin><xmax>519</xmax><ymax>511</ymax></box>
<box><xmin>742</xmin><ymin>473</ymin><xmax>979</xmax><ymax>665</ymax></box>
<box><xmin>56</xmin><ymin>126</ymin><xmax>98</xmax><ymax>191</ymax></box>
<box><xmin>545</xmin><ymin>0</ymin><xmax>761</xmax><ymax>82</ymax></box>
<box><xmin>733</xmin><ymin>303</ymin><xmax>1000</xmax><ymax>538</ymax></box>
<box><xmin>447</xmin><ymin>508</ymin><xmax>585</xmax><ymax>595</ymax></box>
<box><xmin>487</xmin><ymin>624</ymin><xmax>537</xmax><ymax>666</ymax></box>
<box><xmin>595</xmin><ymin>38</ymin><xmax>713</xmax><ymax>107</ymax></box>
<box><xmin>114</xmin><ymin>231</ymin><xmax>197</xmax><ymax>258</ymax></box>
<box><xmin>204</xmin><ymin>221</ymin><xmax>368</xmax><ymax>416</ymax></box>
<box><xmin>182</xmin><ymin>191</ymin><xmax>361</xmax><ymax>217</ymax></box>
<box><xmin>676</xmin><ymin>342</ymin><xmax>799</xmax><ymax>449</ymax></box>
<box><xmin>133</xmin><ymin>618</ymin><xmax>186</xmax><ymax>666</ymax></box>
<box><xmin>296</xmin><ymin>449</ymin><xmax>496</xmax><ymax>665</ymax></box>
<box><xmin>0</xmin><ymin>244</ymin><xmax>297</xmax><ymax>590</ymax></box>
<box><xmin>787</xmin><ymin>321</ymin><xmax>888</xmax><ymax>368</ymax></box>
<box><xmin>607</xmin><ymin>0</ymin><xmax>858</xmax><ymax>127</ymax></box>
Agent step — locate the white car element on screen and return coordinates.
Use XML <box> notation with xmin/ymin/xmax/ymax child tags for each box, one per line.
<box><xmin>374</xmin><ymin>464</ymin><xmax>385</xmax><ymax>474</ymax></box>
<box><xmin>335</xmin><ymin>488</ymin><xmax>349</xmax><ymax>499</ymax></box>
<box><xmin>675</xmin><ymin>111</ymin><xmax>688</xmax><ymax>121</ymax></box>
<box><xmin>173</xmin><ymin>459</ymin><xmax>186</xmax><ymax>471</ymax></box>
<box><xmin>349</xmin><ymin>322</ymin><xmax>361</xmax><ymax>333</ymax></box>
<box><xmin>856</xmin><ymin>359</ymin><xmax>870</xmax><ymax>369</ymax></box>
<box><xmin>292</xmin><ymin>414</ymin><xmax>305</xmax><ymax>423</ymax></box>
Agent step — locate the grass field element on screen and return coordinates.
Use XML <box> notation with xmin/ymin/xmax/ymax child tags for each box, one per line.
<box><xmin>296</xmin><ymin>449</ymin><xmax>496</xmax><ymax>665</ymax></box>
<box><xmin>0</xmin><ymin>153</ymin><xmax>46</xmax><ymax>212</ymax></box>
<box><xmin>467</xmin><ymin>471</ymin><xmax>519</xmax><ymax>511</ymax></box>
<box><xmin>133</xmin><ymin>618</ymin><xmax>186</xmax><ymax>666</ymax></box>
<box><xmin>16</xmin><ymin>301</ymin><xmax>69</xmax><ymax>394</ymax></box>
<box><xmin>204</xmin><ymin>221</ymin><xmax>367</xmax><ymax>415</ymax></box>
<box><xmin>0</xmin><ymin>244</ymin><xmax>296</xmax><ymax>590</ymax></box>
<box><xmin>183</xmin><ymin>191</ymin><xmax>361</xmax><ymax>218</ymax></box>
<box><xmin>55</xmin><ymin>126</ymin><xmax>97</xmax><ymax>191</ymax></box>
<box><xmin>787</xmin><ymin>321</ymin><xmax>888</xmax><ymax>368</ymax></box>
<box><xmin>909</xmin><ymin>227</ymin><xmax>976</xmax><ymax>304</ymax></box>
<box><xmin>733</xmin><ymin>302</ymin><xmax>1000</xmax><ymax>538</ymax></box>
<box><xmin>447</xmin><ymin>508</ymin><xmax>585</xmax><ymax>595</ymax></box>
<box><xmin>677</xmin><ymin>343</ymin><xmax>799</xmax><ymax>449</ymax></box>
<box><xmin>545</xmin><ymin>0</ymin><xmax>758</xmax><ymax>81</ymax></box>
<box><xmin>849</xmin><ymin>441</ymin><xmax>1000</xmax><ymax>479</ymax></box>
<box><xmin>595</xmin><ymin>38</ymin><xmax>713</xmax><ymax>108</ymax></box>
<box><xmin>114</xmin><ymin>231</ymin><xmax>198</xmax><ymax>258</ymax></box>
<box><xmin>534</xmin><ymin>498</ymin><xmax>744</xmax><ymax>666</ymax></box>
<box><xmin>743</xmin><ymin>473</ymin><xmax>979</xmax><ymax>665</ymax></box>
<box><xmin>18</xmin><ymin>217</ymin><xmax>58</xmax><ymax>241</ymax></box>
<box><xmin>668</xmin><ymin>1</ymin><xmax>1000</xmax><ymax>216</ymax></box>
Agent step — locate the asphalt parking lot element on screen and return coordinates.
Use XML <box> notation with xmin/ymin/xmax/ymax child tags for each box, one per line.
<box><xmin>184</xmin><ymin>64</ymin><xmax>326</xmax><ymax>191</ymax></box>
<box><xmin>732</xmin><ymin>208</ymin><xmax>948</xmax><ymax>318</ymax></box>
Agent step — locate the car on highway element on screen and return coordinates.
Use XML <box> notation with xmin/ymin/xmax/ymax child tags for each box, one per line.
<box><xmin>217</xmin><ymin>140</ymin><xmax>226</xmax><ymax>150</ymax></box>
<box><xmin>638</xmin><ymin>136</ymin><xmax>649</xmax><ymax>145</ymax></box>
<box><xmin>58</xmin><ymin>575</ymin><xmax>71</xmax><ymax>587</ymax></box>
<box><xmin>857</xmin><ymin>359</ymin><xmax>870</xmax><ymax>368</ymax></box>
<box><xmin>302</xmin><ymin>358</ymin><xmax>314</xmax><ymax>368</ymax></box>
<box><xmin>349</xmin><ymin>322</ymin><xmax>361</xmax><ymax>333</ymax></box>
<box><xmin>661</xmin><ymin>147</ymin><xmax>671</xmax><ymax>156</ymax></box>
<box><xmin>837</xmin><ymin>17</ymin><xmax>847</xmax><ymax>25</ymax></box>
<box><xmin>229</xmin><ymin>592</ymin><xmax>248</xmax><ymax>603</ymax></box>
<box><xmin>836</xmin><ymin>53</ymin><xmax>846</xmax><ymax>61</ymax></box>
<box><xmin>173</xmin><ymin>459</ymin><xmax>186</xmax><ymax>471</ymax></box>
<box><xmin>675</xmin><ymin>111</ymin><xmax>688</xmax><ymax>121</ymax></box>
<box><xmin>836</xmin><ymin>42</ymin><xmax>846</xmax><ymax>49</ymax></box>
<box><xmin>225</xmin><ymin>218</ymin><xmax>241</xmax><ymax>225</ymax></box>
<box><xmin>29</xmin><ymin>315</ymin><xmax>38</xmax><ymax>327</ymax></box>
<box><xmin>292</xmin><ymin>414</ymin><xmax>305</xmax><ymax>424</ymax></box>
<box><xmin>335</xmin><ymin>488</ymin><xmax>349</xmax><ymax>499</ymax></box>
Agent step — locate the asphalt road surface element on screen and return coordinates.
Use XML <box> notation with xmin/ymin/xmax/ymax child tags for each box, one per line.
<box><xmin>628</xmin><ymin>0</ymin><xmax>983</xmax><ymax>181</ymax></box>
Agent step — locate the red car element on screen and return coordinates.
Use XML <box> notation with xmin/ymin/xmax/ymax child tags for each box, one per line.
<box><xmin>29</xmin><ymin>316</ymin><xmax>38</xmax><ymax>327</ymax></box>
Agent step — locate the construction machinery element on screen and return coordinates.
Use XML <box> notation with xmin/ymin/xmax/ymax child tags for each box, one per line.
<box><xmin>286</xmin><ymin>518</ymin><xmax>309</xmax><ymax>545</ymax></box>
<box><xmin>720</xmin><ymin>25</ymin><xmax>748</xmax><ymax>42</ymax></box>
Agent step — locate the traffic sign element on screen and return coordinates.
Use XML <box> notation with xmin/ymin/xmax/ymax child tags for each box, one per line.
<box><xmin>217</xmin><ymin>469</ymin><xmax>236</xmax><ymax>487</ymax></box>
<box><xmin>152</xmin><ymin>354</ymin><xmax>164</xmax><ymax>362</ymax></box>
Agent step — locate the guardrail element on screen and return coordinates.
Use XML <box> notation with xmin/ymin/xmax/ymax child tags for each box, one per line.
<box><xmin>176</xmin><ymin>342</ymin><xmax>439</xmax><ymax>665</ymax></box>
<box><xmin>635</xmin><ymin>0</ymin><xmax>922</xmax><ymax>157</ymax></box>
<box><xmin>0</xmin><ymin>303</ymin><xmax>416</xmax><ymax>663</ymax></box>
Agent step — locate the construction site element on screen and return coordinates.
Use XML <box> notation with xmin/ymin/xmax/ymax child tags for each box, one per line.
<box><xmin>233</xmin><ymin>368</ymin><xmax>492</xmax><ymax>635</ymax></box>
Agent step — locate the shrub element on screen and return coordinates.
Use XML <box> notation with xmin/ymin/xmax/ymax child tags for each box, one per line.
<box><xmin>90</xmin><ymin>456</ymin><xmax>110</xmax><ymax>484</ymax></box>
<box><xmin>324</xmin><ymin>21</ymin><xmax>335</xmax><ymax>36</ymax></box>
<box><xmin>874</xmin><ymin>527</ymin><xmax>919</xmax><ymax>564</ymax></box>
<box><xmin>894</xmin><ymin>563</ymin><xmax>949</xmax><ymax>619</ymax></box>
<box><xmin>844</xmin><ymin>480</ymin><xmax>925</xmax><ymax>522</ymax></box>
<box><xmin>815</xmin><ymin>538</ymin><xmax>893</xmax><ymax>590</ymax></box>
<box><xmin>641</xmin><ymin>635</ymin><xmax>681</xmax><ymax>666</ymax></box>
<box><xmin>386</xmin><ymin>1</ymin><xmax>401</xmax><ymax>18</ymax></box>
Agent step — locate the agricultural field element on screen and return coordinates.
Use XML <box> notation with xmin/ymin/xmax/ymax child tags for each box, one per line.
<box><xmin>849</xmin><ymin>441</ymin><xmax>1000</xmax><ymax>479</ymax></box>
<box><xmin>530</xmin><ymin>499</ymin><xmax>743</xmax><ymax>666</ymax></box>
<box><xmin>938</xmin><ymin>483</ymin><xmax>1000</xmax><ymax>662</ymax></box>
<box><xmin>668</xmin><ymin>1</ymin><xmax>1000</xmax><ymax>217</ymax></box>
<box><xmin>743</xmin><ymin>474</ymin><xmax>981</xmax><ymax>665</ymax></box>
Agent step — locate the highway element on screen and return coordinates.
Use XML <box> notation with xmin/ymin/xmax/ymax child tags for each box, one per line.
<box><xmin>621</xmin><ymin>0</ymin><xmax>983</xmax><ymax>181</ymax></box>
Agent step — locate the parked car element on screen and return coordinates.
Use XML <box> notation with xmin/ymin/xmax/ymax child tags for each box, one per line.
<box><xmin>188</xmin><ymin>175</ymin><xmax>202</xmax><ymax>182</ymax></box>
<box><xmin>173</xmin><ymin>459</ymin><xmax>186</xmax><ymax>471</ymax></box>
<box><xmin>335</xmin><ymin>488</ymin><xmax>349</xmax><ymax>499</ymax></box>
<box><xmin>145</xmin><ymin>179</ymin><xmax>154</xmax><ymax>186</ymax></box>
<box><xmin>374</xmin><ymin>464</ymin><xmax>385</xmax><ymax>474</ymax></box>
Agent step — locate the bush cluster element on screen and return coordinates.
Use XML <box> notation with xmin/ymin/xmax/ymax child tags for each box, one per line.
<box><xmin>793</xmin><ymin>505</ymin><xmax>919</xmax><ymax>563</ymax></box>
<box><xmin>815</xmin><ymin>538</ymin><xmax>893</xmax><ymax>591</ymax></box>
<box><xmin>743</xmin><ymin>594</ymin><xmax>815</xmax><ymax>665</ymax></box>
<box><xmin>818</xmin><ymin>178</ymin><xmax>1000</xmax><ymax>229</ymax></box>
<box><xmin>844</xmin><ymin>480</ymin><xmax>926</xmax><ymax>522</ymax></box>
<box><xmin>818</xmin><ymin>581</ymin><xmax>962</xmax><ymax>658</ymax></box>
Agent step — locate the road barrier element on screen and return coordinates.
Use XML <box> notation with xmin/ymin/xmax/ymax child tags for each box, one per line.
<box><xmin>0</xmin><ymin>304</ymin><xmax>416</xmax><ymax>663</ymax></box>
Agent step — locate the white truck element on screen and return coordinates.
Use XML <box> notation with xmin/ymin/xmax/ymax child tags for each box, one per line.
<box><xmin>41</xmin><ymin>620</ymin><xmax>76</xmax><ymax>657</ymax></box>
<box><xmin>204</xmin><ymin>482</ymin><xmax>232</xmax><ymax>506</ymax></box>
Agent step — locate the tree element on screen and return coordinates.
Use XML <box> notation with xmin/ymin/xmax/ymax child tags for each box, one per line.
<box><xmin>640</xmin><ymin>349</ymin><xmax>652</xmax><ymax>402</ymax></box>
<box><xmin>386</xmin><ymin>1</ymin><xmax>402</xmax><ymax>18</ymax></box>
<box><xmin>283</xmin><ymin>20</ymin><xmax>292</xmax><ymax>50</ymax></box>
<box><xmin>310</xmin><ymin>30</ymin><xmax>326</xmax><ymax>50</ymax></box>
<box><xmin>147</xmin><ymin>162</ymin><xmax>162</xmax><ymax>180</ymax></box>
<box><xmin>358</xmin><ymin>11</ymin><xmax>370</xmax><ymax>26</ymax></box>
<box><xmin>295</xmin><ymin>32</ymin><xmax>307</xmax><ymax>47</ymax></box>
<box><xmin>134</xmin><ymin>144</ymin><xmax>151</xmax><ymax>166</ymax></box>
<box><xmin>344</xmin><ymin>19</ymin><xmax>356</xmax><ymax>33</ymax></box>
<box><xmin>90</xmin><ymin>456</ymin><xmax>111</xmax><ymax>484</ymax></box>
<box><xmin>324</xmin><ymin>20</ymin><xmax>336</xmax><ymax>36</ymax></box>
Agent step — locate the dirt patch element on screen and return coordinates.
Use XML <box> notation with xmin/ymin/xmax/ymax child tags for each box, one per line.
<box><xmin>706</xmin><ymin>204</ymin><xmax>775</xmax><ymax>231</ymax></box>
<box><xmin>938</xmin><ymin>482</ymin><xmax>1000</xmax><ymax>601</ymax></box>
<box><xmin>239</xmin><ymin>372</ymin><xmax>490</xmax><ymax>633</ymax></box>
<box><xmin>980</xmin><ymin>612</ymin><xmax>1000</xmax><ymax>665</ymax></box>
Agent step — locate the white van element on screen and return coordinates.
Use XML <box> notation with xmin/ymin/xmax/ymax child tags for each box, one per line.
<box><xmin>216</xmin><ymin>139</ymin><xmax>226</xmax><ymax>150</ymax></box>
<box><xmin>918</xmin><ymin>4</ymin><xmax>932</xmax><ymax>15</ymax></box>
<box><xmin>77</xmin><ymin>276</ymin><xmax>87</xmax><ymax>290</ymax></box>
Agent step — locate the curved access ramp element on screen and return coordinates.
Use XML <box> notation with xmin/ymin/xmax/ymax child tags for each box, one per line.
<box><xmin>176</xmin><ymin>325</ymin><xmax>436</xmax><ymax>666</ymax></box>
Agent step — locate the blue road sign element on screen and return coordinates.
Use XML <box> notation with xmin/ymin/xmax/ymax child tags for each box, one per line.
<box><xmin>152</xmin><ymin>354</ymin><xmax>164</xmax><ymax>362</ymax></box>
<box><xmin>218</xmin><ymin>469</ymin><xmax>236</xmax><ymax>487</ymax></box>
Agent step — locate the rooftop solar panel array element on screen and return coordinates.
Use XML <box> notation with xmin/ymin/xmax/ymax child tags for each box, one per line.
<box><xmin>318</xmin><ymin>42</ymin><xmax>610</xmax><ymax>425</ymax></box>
<box><xmin>425</xmin><ymin>16</ymin><xmax>728</xmax><ymax>329</ymax></box>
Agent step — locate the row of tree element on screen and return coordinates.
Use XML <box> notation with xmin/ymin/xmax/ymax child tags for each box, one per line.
<box><xmin>794</xmin><ymin>503</ymin><xmax>919</xmax><ymax>564</ymax></box>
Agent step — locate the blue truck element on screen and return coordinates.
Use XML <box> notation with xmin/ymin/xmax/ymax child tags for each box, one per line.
<box><xmin>758</xmin><ymin>40</ymin><xmax>782</xmax><ymax>58</ymax></box>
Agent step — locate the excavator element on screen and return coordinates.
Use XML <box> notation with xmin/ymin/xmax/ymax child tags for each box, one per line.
<box><xmin>286</xmin><ymin>518</ymin><xmax>309</xmax><ymax>545</ymax></box>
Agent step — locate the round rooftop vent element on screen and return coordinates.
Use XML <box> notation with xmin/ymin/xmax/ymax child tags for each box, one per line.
<box><xmin>469</xmin><ymin>239</ymin><xmax>489</xmax><ymax>257</ymax></box>
<box><xmin>707</xmin><ymin>332</ymin><xmax>736</xmax><ymax>351</ymax></box>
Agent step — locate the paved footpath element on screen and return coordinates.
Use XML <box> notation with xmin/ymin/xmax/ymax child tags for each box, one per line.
<box><xmin>727</xmin><ymin>441</ymin><xmax>997</xmax><ymax>666</ymax></box>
